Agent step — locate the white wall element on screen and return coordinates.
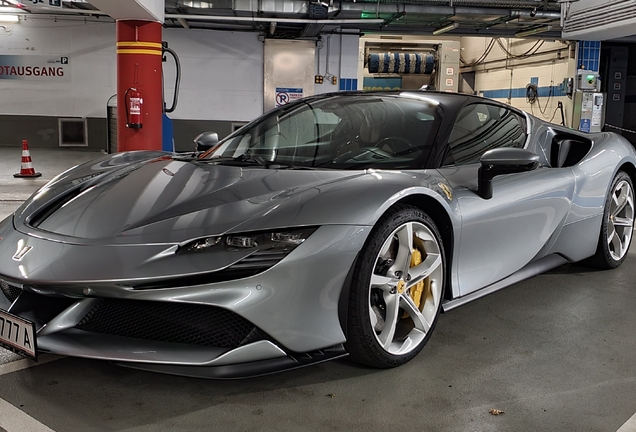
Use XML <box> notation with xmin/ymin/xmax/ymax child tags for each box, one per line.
<box><xmin>461</xmin><ymin>37</ymin><xmax>576</xmax><ymax>127</ymax></box>
<box><xmin>0</xmin><ymin>18</ymin><xmax>116</xmax><ymax>117</ymax></box>
<box><xmin>162</xmin><ymin>28</ymin><xmax>263</xmax><ymax>121</ymax></box>
<box><xmin>0</xmin><ymin>17</ymin><xmax>264</xmax><ymax>122</ymax></box>
<box><xmin>314</xmin><ymin>33</ymin><xmax>360</xmax><ymax>94</ymax></box>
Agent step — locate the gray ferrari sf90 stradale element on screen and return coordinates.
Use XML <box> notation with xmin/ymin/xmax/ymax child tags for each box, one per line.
<box><xmin>0</xmin><ymin>91</ymin><xmax>634</xmax><ymax>378</ymax></box>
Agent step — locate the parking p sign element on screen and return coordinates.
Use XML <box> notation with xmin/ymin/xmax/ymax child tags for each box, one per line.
<box><xmin>275</xmin><ymin>87</ymin><xmax>303</xmax><ymax>108</ymax></box>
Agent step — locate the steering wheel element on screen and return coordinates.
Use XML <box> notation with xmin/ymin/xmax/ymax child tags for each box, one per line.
<box><xmin>375</xmin><ymin>137</ymin><xmax>416</xmax><ymax>155</ymax></box>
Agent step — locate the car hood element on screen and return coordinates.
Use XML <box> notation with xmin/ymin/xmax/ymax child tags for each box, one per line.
<box><xmin>13</xmin><ymin>152</ymin><xmax>373</xmax><ymax>245</ymax></box>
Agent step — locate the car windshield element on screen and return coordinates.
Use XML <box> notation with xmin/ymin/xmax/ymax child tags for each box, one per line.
<box><xmin>202</xmin><ymin>93</ymin><xmax>442</xmax><ymax>169</ymax></box>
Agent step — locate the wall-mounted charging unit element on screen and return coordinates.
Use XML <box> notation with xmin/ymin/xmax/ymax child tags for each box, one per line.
<box><xmin>572</xmin><ymin>70</ymin><xmax>605</xmax><ymax>133</ymax></box>
<box><xmin>577</xmin><ymin>71</ymin><xmax>599</xmax><ymax>91</ymax></box>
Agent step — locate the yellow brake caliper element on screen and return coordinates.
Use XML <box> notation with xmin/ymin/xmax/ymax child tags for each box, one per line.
<box><xmin>402</xmin><ymin>248</ymin><xmax>426</xmax><ymax>318</ymax></box>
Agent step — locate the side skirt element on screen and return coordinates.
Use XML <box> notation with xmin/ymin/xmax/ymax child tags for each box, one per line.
<box><xmin>442</xmin><ymin>254</ymin><xmax>568</xmax><ymax>312</ymax></box>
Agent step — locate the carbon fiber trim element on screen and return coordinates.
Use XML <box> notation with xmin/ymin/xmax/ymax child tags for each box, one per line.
<box><xmin>0</xmin><ymin>280</ymin><xmax>21</xmax><ymax>303</ymax></box>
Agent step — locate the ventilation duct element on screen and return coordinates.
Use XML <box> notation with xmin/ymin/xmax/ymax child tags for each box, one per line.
<box><xmin>368</xmin><ymin>53</ymin><xmax>435</xmax><ymax>74</ymax></box>
<box><xmin>562</xmin><ymin>0</ymin><xmax>636</xmax><ymax>40</ymax></box>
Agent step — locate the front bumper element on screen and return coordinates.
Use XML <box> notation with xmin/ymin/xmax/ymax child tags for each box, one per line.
<box><xmin>0</xmin><ymin>218</ymin><xmax>370</xmax><ymax>373</ymax></box>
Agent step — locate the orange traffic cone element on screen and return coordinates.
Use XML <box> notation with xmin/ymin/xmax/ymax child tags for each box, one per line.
<box><xmin>13</xmin><ymin>140</ymin><xmax>41</xmax><ymax>178</ymax></box>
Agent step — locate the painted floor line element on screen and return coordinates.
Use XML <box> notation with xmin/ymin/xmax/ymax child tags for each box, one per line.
<box><xmin>0</xmin><ymin>355</ymin><xmax>63</xmax><ymax>377</ymax></box>
<box><xmin>618</xmin><ymin>411</ymin><xmax>636</xmax><ymax>432</ymax></box>
<box><xmin>0</xmin><ymin>397</ymin><xmax>55</xmax><ymax>432</ymax></box>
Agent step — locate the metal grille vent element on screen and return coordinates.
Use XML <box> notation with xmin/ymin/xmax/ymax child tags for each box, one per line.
<box><xmin>564</xmin><ymin>0</ymin><xmax>636</xmax><ymax>34</ymax></box>
<box><xmin>75</xmin><ymin>299</ymin><xmax>268</xmax><ymax>349</ymax></box>
<box><xmin>0</xmin><ymin>280</ymin><xmax>21</xmax><ymax>303</ymax></box>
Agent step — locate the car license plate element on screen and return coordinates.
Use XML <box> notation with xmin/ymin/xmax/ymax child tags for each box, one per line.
<box><xmin>0</xmin><ymin>309</ymin><xmax>36</xmax><ymax>360</ymax></box>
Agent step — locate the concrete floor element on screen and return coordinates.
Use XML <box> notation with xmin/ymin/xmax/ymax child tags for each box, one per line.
<box><xmin>1</xmin><ymin>147</ymin><xmax>635</xmax><ymax>431</ymax></box>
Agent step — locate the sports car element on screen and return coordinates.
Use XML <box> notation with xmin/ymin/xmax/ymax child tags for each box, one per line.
<box><xmin>0</xmin><ymin>91</ymin><xmax>634</xmax><ymax>378</ymax></box>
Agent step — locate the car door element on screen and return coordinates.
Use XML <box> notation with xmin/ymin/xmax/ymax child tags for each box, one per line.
<box><xmin>437</xmin><ymin>103</ymin><xmax>576</xmax><ymax>296</ymax></box>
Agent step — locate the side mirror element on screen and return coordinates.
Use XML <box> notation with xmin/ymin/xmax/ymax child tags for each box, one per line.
<box><xmin>194</xmin><ymin>132</ymin><xmax>219</xmax><ymax>152</ymax></box>
<box><xmin>478</xmin><ymin>148</ymin><xmax>540</xmax><ymax>199</ymax></box>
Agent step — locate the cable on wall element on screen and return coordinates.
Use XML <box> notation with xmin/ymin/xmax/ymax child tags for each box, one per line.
<box><xmin>460</xmin><ymin>38</ymin><xmax>496</xmax><ymax>67</ymax></box>
<box><xmin>495</xmin><ymin>38</ymin><xmax>545</xmax><ymax>59</ymax></box>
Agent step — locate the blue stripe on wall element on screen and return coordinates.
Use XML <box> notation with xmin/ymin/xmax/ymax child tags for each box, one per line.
<box><xmin>339</xmin><ymin>78</ymin><xmax>358</xmax><ymax>91</ymax></box>
<box><xmin>482</xmin><ymin>85</ymin><xmax>566</xmax><ymax>99</ymax></box>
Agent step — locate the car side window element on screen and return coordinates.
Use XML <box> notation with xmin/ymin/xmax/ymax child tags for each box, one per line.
<box><xmin>443</xmin><ymin>103</ymin><xmax>527</xmax><ymax>166</ymax></box>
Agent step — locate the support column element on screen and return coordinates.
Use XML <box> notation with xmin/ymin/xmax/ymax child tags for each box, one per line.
<box><xmin>116</xmin><ymin>20</ymin><xmax>162</xmax><ymax>152</ymax></box>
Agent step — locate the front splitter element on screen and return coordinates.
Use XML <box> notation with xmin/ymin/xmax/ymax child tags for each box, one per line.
<box><xmin>111</xmin><ymin>344</ymin><xmax>349</xmax><ymax>379</ymax></box>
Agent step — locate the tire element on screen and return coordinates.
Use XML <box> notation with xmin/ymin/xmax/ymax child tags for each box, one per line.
<box><xmin>588</xmin><ymin>171</ymin><xmax>635</xmax><ymax>269</ymax></box>
<box><xmin>345</xmin><ymin>204</ymin><xmax>446</xmax><ymax>368</ymax></box>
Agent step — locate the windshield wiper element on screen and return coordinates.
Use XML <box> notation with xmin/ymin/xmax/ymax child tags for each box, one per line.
<box><xmin>199</xmin><ymin>154</ymin><xmax>323</xmax><ymax>170</ymax></box>
<box><xmin>196</xmin><ymin>155</ymin><xmax>267</xmax><ymax>166</ymax></box>
<box><xmin>234</xmin><ymin>153</ymin><xmax>269</xmax><ymax>165</ymax></box>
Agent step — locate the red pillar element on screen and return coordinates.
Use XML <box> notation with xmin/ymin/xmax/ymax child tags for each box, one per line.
<box><xmin>116</xmin><ymin>20</ymin><xmax>162</xmax><ymax>152</ymax></box>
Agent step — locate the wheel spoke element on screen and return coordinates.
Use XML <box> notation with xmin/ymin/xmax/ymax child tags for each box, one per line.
<box><xmin>377</xmin><ymin>293</ymin><xmax>400</xmax><ymax>350</ymax></box>
<box><xmin>613</xmin><ymin>185</ymin><xmax>629</xmax><ymax>216</ymax></box>
<box><xmin>400</xmin><ymin>294</ymin><xmax>432</xmax><ymax>333</ymax></box>
<box><xmin>392</xmin><ymin>223</ymin><xmax>413</xmax><ymax>275</ymax></box>
<box><xmin>614</xmin><ymin>216</ymin><xmax>633</xmax><ymax>228</ymax></box>
<box><xmin>407</xmin><ymin>253</ymin><xmax>442</xmax><ymax>288</ymax></box>
<box><xmin>611</xmin><ymin>230</ymin><xmax>623</xmax><ymax>256</ymax></box>
<box><xmin>607</xmin><ymin>228</ymin><xmax>616</xmax><ymax>247</ymax></box>
<box><xmin>371</xmin><ymin>274</ymin><xmax>398</xmax><ymax>292</ymax></box>
<box><xmin>429</xmin><ymin>280</ymin><xmax>441</xmax><ymax>311</ymax></box>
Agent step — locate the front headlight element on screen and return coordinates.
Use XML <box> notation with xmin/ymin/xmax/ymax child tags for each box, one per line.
<box><xmin>182</xmin><ymin>227</ymin><xmax>318</xmax><ymax>253</ymax></box>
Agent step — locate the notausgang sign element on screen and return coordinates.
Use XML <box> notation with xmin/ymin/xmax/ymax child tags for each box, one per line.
<box><xmin>0</xmin><ymin>55</ymin><xmax>70</xmax><ymax>81</ymax></box>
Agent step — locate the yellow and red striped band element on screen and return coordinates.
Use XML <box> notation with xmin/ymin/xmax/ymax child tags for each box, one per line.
<box><xmin>116</xmin><ymin>41</ymin><xmax>162</xmax><ymax>56</ymax></box>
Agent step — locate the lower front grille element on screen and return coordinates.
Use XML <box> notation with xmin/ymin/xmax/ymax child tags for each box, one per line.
<box><xmin>75</xmin><ymin>299</ymin><xmax>268</xmax><ymax>349</ymax></box>
<box><xmin>0</xmin><ymin>280</ymin><xmax>21</xmax><ymax>303</ymax></box>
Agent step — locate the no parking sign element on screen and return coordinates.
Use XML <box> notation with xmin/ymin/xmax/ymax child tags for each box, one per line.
<box><xmin>275</xmin><ymin>87</ymin><xmax>303</xmax><ymax>108</ymax></box>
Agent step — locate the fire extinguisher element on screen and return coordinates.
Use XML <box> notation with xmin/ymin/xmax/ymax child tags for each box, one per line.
<box><xmin>124</xmin><ymin>88</ymin><xmax>143</xmax><ymax>129</ymax></box>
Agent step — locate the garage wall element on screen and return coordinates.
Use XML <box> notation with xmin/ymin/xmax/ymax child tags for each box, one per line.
<box><xmin>460</xmin><ymin>37</ymin><xmax>577</xmax><ymax>127</ymax></box>
<box><xmin>162</xmin><ymin>27</ymin><xmax>263</xmax><ymax>121</ymax></box>
<box><xmin>314</xmin><ymin>33</ymin><xmax>360</xmax><ymax>94</ymax></box>
<box><xmin>0</xmin><ymin>17</ymin><xmax>263</xmax><ymax>149</ymax></box>
<box><xmin>0</xmin><ymin>18</ymin><xmax>116</xmax><ymax>119</ymax></box>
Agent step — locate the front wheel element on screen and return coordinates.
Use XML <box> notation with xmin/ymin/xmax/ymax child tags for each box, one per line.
<box><xmin>589</xmin><ymin>171</ymin><xmax>634</xmax><ymax>269</ymax></box>
<box><xmin>345</xmin><ymin>205</ymin><xmax>445</xmax><ymax>368</ymax></box>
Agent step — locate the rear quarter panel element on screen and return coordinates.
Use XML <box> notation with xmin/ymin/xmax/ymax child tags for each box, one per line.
<box><xmin>547</xmin><ymin>131</ymin><xmax>636</xmax><ymax>261</ymax></box>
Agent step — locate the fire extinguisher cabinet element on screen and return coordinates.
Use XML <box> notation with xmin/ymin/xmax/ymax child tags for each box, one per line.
<box><xmin>106</xmin><ymin>94</ymin><xmax>117</xmax><ymax>154</ymax></box>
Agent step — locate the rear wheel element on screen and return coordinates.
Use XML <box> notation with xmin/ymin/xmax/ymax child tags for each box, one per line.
<box><xmin>345</xmin><ymin>205</ymin><xmax>445</xmax><ymax>368</ymax></box>
<box><xmin>589</xmin><ymin>171</ymin><xmax>634</xmax><ymax>269</ymax></box>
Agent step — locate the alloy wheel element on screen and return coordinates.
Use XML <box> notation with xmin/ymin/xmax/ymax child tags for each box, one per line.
<box><xmin>368</xmin><ymin>221</ymin><xmax>443</xmax><ymax>356</ymax></box>
<box><xmin>607</xmin><ymin>179</ymin><xmax>634</xmax><ymax>261</ymax></box>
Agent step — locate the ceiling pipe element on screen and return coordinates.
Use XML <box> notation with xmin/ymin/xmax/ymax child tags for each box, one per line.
<box><xmin>434</xmin><ymin>0</ymin><xmax>557</xmax><ymax>8</ymax></box>
<box><xmin>165</xmin><ymin>13</ymin><xmax>384</xmax><ymax>24</ymax></box>
<box><xmin>338</xmin><ymin>3</ymin><xmax>561</xmax><ymax>20</ymax></box>
<box><xmin>14</xmin><ymin>8</ymin><xmax>109</xmax><ymax>16</ymax></box>
<box><xmin>514</xmin><ymin>24</ymin><xmax>552</xmax><ymax>38</ymax></box>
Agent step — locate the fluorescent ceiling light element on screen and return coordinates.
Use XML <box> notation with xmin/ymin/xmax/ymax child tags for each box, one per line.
<box><xmin>515</xmin><ymin>25</ymin><xmax>553</xmax><ymax>38</ymax></box>
<box><xmin>432</xmin><ymin>22</ymin><xmax>458</xmax><ymax>36</ymax></box>
<box><xmin>0</xmin><ymin>6</ymin><xmax>20</xmax><ymax>12</ymax></box>
<box><xmin>0</xmin><ymin>14</ymin><xmax>18</xmax><ymax>23</ymax></box>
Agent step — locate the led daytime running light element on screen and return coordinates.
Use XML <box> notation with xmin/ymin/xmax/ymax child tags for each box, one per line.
<box><xmin>184</xmin><ymin>227</ymin><xmax>316</xmax><ymax>252</ymax></box>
